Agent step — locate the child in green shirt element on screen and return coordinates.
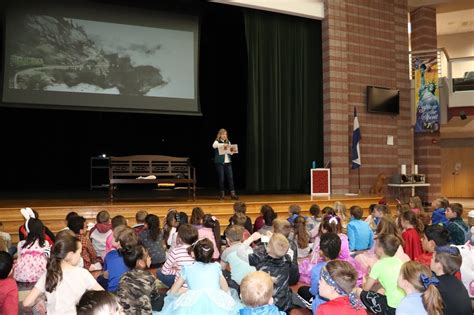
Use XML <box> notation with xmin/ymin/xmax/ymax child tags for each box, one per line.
<box><xmin>356</xmin><ymin>234</ymin><xmax>405</xmax><ymax>315</ymax></box>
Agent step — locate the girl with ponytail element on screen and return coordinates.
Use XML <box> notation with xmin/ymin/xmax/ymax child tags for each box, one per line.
<box><xmin>397</xmin><ymin>261</ymin><xmax>443</xmax><ymax>315</ymax></box>
<box><xmin>199</xmin><ymin>214</ymin><xmax>221</xmax><ymax>260</ymax></box>
<box><xmin>13</xmin><ymin>218</ymin><xmax>51</xmax><ymax>283</ymax></box>
<box><xmin>401</xmin><ymin>210</ymin><xmax>424</xmax><ymax>260</ymax></box>
<box><xmin>23</xmin><ymin>234</ymin><xmax>103</xmax><ymax>315</ymax></box>
<box><xmin>292</xmin><ymin>216</ymin><xmax>311</xmax><ymax>258</ymax></box>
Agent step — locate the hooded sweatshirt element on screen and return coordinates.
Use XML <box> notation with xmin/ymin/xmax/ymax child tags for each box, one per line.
<box><xmin>431</xmin><ymin>208</ymin><xmax>449</xmax><ymax>226</ymax></box>
<box><xmin>90</xmin><ymin>223</ymin><xmax>112</xmax><ymax>259</ymax></box>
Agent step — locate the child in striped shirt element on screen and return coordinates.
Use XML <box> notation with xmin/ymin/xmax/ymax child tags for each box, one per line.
<box><xmin>157</xmin><ymin>224</ymin><xmax>198</xmax><ymax>287</ymax></box>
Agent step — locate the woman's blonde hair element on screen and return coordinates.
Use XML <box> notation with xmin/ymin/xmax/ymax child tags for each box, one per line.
<box><xmin>400</xmin><ymin>261</ymin><xmax>443</xmax><ymax>315</ymax></box>
<box><xmin>216</xmin><ymin>128</ymin><xmax>228</xmax><ymax>141</ymax></box>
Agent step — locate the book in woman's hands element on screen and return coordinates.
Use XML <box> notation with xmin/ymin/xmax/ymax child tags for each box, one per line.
<box><xmin>218</xmin><ymin>144</ymin><xmax>239</xmax><ymax>155</ymax></box>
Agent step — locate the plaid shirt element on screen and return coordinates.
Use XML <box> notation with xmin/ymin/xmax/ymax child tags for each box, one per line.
<box><xmin>78</xmin><ymin>234</ymin><xmax>101</xmax><ymax>269</ymax></box>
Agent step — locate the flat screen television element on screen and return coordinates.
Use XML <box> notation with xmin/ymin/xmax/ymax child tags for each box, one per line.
<box><xmin>366</xmin><ymin>86</ymin><xmax>399</xmax><ymax>115</ymax></box>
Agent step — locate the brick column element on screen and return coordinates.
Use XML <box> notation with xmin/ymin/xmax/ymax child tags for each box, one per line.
<box><xmin>410</xmin><ymin>7</ymin><xmax>442</xmax><ymax>201</ymax></box>
<box><xmin>322</xmin><ymin>0</ymin><xmax>350</xmax><ymax>194</ymax></box>
<box><xmin>322</xmin><ymin>0</ymin><xmax>412</xmax><ymax>196</ymax></box>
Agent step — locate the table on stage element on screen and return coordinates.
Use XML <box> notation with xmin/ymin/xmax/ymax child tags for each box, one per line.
<box><xmin>387</xmin><ymin>183</ymin><xmax>430</xmax><ymax>200</ymax></box>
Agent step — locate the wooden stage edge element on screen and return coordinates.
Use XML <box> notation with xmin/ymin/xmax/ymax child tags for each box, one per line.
<box><xmin>0</xmin><ymin>193</ymin><xmax>383</xmax><ymax>243</ymax></box>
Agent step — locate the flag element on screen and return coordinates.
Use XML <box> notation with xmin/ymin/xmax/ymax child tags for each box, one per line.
<box><xmin>351</xmin><ymin>107</ymin><xmax>361</xmax><ymax>169</ymax></box>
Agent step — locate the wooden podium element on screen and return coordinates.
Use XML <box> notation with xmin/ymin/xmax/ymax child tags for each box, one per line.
<box><xmin>311</xmin><ymin>168</ymin><xmax>331</xmax><ymax>196</ymax></box>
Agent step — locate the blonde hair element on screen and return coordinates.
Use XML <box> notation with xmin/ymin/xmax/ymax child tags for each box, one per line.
<box><xmin>272</xmin><ymin>219</ymin><xmax>291</xmax><ymax>237</ymax></box>
<box><xmin>333</xmin><ymin>201</ymin><xmax>348</xmax><ymax>223</ymax></box>
<box><xmin>409</xmin><ymin>196</ymin><xmax>424</xmax><ymax>212</ymax></box>
<box><xmin>268</xmin><ymin>233</ymin><xmax>289</xmax><ymax>258</ymax></box>
<box><xmin>135</xmin><ymin>210</ymin><xmax>148</xmax><ymax>223</ymax></box>
<box><xmin>216</xmin><ymin>128</ymin><xmax>228</xmax><ymax>141</ymax></box>
<box><xmin>240</xmin><ymin>271</ymin><xmax>274</xmax><ymax>307</ymax></box>
<box><xmin>400</xmin><ymin>261</ymin><xmax>443</xmax><ymax>315</ymax></box>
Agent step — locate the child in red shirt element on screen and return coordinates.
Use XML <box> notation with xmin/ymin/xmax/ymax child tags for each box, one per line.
<box><xmin>316</xmin><ymin>260</ymin><xmax>365</xmax><ymax>315</ymax></box>
<box><xmin>401</xmin><ymin>210</ymin><xmax>423</xmax><ymax>260</ymax></box>
<box><xmin>0</xmin><ymin>252</ymin><xmax>18</xmax><ymax>315</ymax></box>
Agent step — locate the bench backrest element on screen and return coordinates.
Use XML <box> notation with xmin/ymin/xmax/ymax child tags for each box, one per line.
<box><xmin>109</xmin><ymin>155</ymin><xmax>191</xmax><ymax>178</ymax></box>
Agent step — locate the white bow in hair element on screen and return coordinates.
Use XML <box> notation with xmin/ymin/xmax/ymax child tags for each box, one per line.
<box><xmin>20</xmin><ymin>207</ymin><xmax>35</xmax><ymax>233</ymax></box>
<box><xmin>329</xmin><ymin>216</ymin><xmax>339</xmax><ymax>225</ymax></box>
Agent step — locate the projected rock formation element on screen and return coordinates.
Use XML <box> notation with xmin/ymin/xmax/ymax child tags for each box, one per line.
<box><xmin>8</xmin><ymin>15</ymin><xmax>166</xmax><ymax>96</ymax></box>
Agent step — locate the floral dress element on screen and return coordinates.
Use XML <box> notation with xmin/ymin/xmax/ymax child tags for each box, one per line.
<box><xmin>13</xmin><ymin>240</ymin><xmax>50</xmax><ymax>283</ymax></box>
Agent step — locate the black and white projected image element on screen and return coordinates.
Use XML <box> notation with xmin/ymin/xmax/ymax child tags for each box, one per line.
<box><xmin>8</xmin><ymin>15</ymin><xmax>194</xmax><ymax>99</ymax></box>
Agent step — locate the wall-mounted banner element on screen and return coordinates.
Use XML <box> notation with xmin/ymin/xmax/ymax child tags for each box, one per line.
<box><xmin>413</xmin><ymin>56</ymin><xmax>440</xmax><ymax>133</ymax></box>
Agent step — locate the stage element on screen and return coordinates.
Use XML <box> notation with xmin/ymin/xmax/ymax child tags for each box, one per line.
<box><xmin>0</xmin><ymin>189</ymin><xmax>383</xmax><ymax>242</ymax></box>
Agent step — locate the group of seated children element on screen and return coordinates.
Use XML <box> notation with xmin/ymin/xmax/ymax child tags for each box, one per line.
<box><xmin>0</xmin><ymin>196</ymin><xmax>473</xmax><ymax>315</ymax></box>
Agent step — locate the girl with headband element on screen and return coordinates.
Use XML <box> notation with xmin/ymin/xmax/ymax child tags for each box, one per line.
<box><xmin>397</xmin><ymin>261</ymin><xmax>442</xmax><ymax>315</ymax></box>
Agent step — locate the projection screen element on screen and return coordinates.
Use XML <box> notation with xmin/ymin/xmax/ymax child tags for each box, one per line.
<box><xmin>2</xmin><ymin>6</ymin><xmax>200</xmax><ymax>115</ymax></box>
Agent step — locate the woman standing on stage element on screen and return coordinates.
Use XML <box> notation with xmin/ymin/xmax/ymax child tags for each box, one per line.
<box><xmin>212</xmin><ymin>129</ymin><xmax>238</xmax><ymax>200</ymax></box>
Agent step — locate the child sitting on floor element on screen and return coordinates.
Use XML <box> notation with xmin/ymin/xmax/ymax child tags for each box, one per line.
<box><xmin>230</xmin><ymin>212</ymin><xmax>251</xmax><ymax>241</ymax></box>
<box><xmin>98</xmin><ymin>227</ymin><xmax>138</xmax><ymax>292</ymax></box>
<box><xmin>13</xmin><ymin>218</ymin><xmax>51</xmax><ymax>283</ymax></box>
<box><xmin>333</xmin><ymin>201</ymin><xmax>349</xmax><ymax>231</ymax></box>
<box><xmin>23</xmin><ymin>233</ymin><xmax>103</xmax><ymax>315</ymax></box>
<box><xmin>221</xmin><ymin>225</ymin><xmax>256</xmax><ymax>291</ymax></box>
<box><xmin>297</xmin><ymin>232</ymin><xmax>341</xmax><ymax>313</ymax></box>
<box><xmin>272</xmin><ymin>219</ymin><xmax>300</xmax><ymax>285</ymax></box>
<box><xmin>409</xmin><ymin>196</ymin><xmax>424</xmax><ymax>214</ymax></box>
<box><xmin>316</xmin><ymin>260</ymin><xmax>365</xmax><ymax>315</ymax></box>
<box><xmin>68</xmin><ymin>215</ymin><xmax>102</xmax><ymax>270</ymax></box>
<box><xmin>416</xmin><ymin>224</ymin><xmax>450</xmax><ymax>267</ymax></box>
<box><xmin>287</xmin><ymin>204</ymin><xmax>302</xmax><ymax>224</ymax></box>
<box><xmin>306</xmin><ymin>204</ymin><xmax>322</xmax><ymax>240</ymax></box>
<box><xmin>242</xmin><ymin>232</ymin><xmax>296</xmax><ymax>312</ymax></box>
<box><xmin>163</xmin><ymin>209</ymin><xmax>179</xmax><ymax>249</ymax></box>
<box><xmin>347</xmin><ymin>205</ymin><xmax>374</xmax><ymax>252</ymax></box>
<box><xmin>139</xmin><ymin>214</ymin><xmax>166</xmax><ymax>268</ymax></box>
<box><xmin>397</xmin><ymin>261</ymin><xmax>443</xmax><ymax>315</ymax></box>
<box><xmin>230</xmin><ymin>202</ymin><xmax>253</xmax><ymax>234</ymax></box>
<box><xmin>401</xmin><ymin>210</ymin><xmax>424</xmax><ymax>261</ymax></box>
<box><xmin>357</xmin><ymin>234</ymin><xmax>405</xmax><ymax>315</ymax></box>
<box><xmin>446</xmin><ymin>203</ymin><xmax>470</xmax><ymax>245</ymax></box>
<box><xmin>198</xmin><ymin>214</ymin><xmax>221</xmax><ymax>260</ymax></box>
<box><xmin>431</xmin><ymin>245</ymin><xmax>472</xmax><ymax>314</ymax></box>
<box><xmin>239</xmin><ymin>271</ymin><xmax>285</xmax><ymax>315</ymax></box>
<box><xmin>77</xmin><ymin>290</ymin><xmax>123</xmax><ymax>315</ymax></box>
<box><xmin>157</xmin><ymin>223</ymin><xmax>198</xmax><ymax>288</ymax></box>
<box><xmin>132</xmin><ymin>210</ymin><xmax>148</xmax><ymax>235</ymax></box>
<box><xmin>159</xmin><ymin>238</ymin><xmax>240</xmax><ymax>315</ymax></box>
<box><xmin>291</xmin><ymin>216</ymin><xmax>311</xmax><ymax>258</ymax></box>
<box><xmin>104</xmin><ymin>215</ymin><xmax>128</xmax><ymax>257</ymax></box>
<box><xmin>118</xmin><ymin>244</ymin><xmax>160</xmax><ymax>314</ymax></box>
<box><xmin>0</xmin><ymin>251</ymin><xmax>18</xmax><ymax>315</ymax></box>
<box><xmin>19</xmin><ymin>208</ymin><xmax>55</xmax><ymax>246</ymax></box>
<box><xmin>364</xmin><ymin>204</ymin><xmax>378</xmax><ymax>231</ymax></box>
<box><xmin>89</xmin><ymin>210</ymin><xmax>112</xmax><ymax>259</ymax></box>
<box><xmin>431</xmin><ymin>197</ymin><xmax>449</xmax><ymax>226</ymax></box>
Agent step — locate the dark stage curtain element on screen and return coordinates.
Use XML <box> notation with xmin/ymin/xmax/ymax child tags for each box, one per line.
<box><xmin>244</xmin><ymin>10</ymin><xmax>323</xmax><ymax>193</ymax></box>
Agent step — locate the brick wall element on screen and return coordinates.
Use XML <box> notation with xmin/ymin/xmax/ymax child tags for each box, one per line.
<box><xmin>410</xmin><ymin>6</ymin><xmax>442</xmax><ymax>200</ymax></box>
<box><xmin>323</xmin><ymin>0</ymin><xmax>412</xmax><ymax>195</ymax></box>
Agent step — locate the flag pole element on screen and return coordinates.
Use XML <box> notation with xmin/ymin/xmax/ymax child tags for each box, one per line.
<box><xmin>358</xmin><ymin>167</ymin><xmax>361</xmax><ymax>195</ymax></box>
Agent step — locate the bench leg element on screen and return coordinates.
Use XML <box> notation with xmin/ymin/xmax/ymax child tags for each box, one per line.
<box><xmin>193</xmin><ymin>181</ymin><xmax>196</xmax><ymax>201</ymax></box>
<box><xmin>187</xmin><ymin>183</ymin><xmax>191</xmax><ymax>201</ymax></box>
<box><xmin>109</xmin><ymin>184</ymin><xmax>114</xmax><ymax>201</ymax></box>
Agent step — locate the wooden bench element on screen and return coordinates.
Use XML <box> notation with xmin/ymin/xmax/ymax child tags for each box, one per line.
<box><xmin>109</xmin><ymin>155</ymin><xmax>196</xmax><ymax>200</ymax></box>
